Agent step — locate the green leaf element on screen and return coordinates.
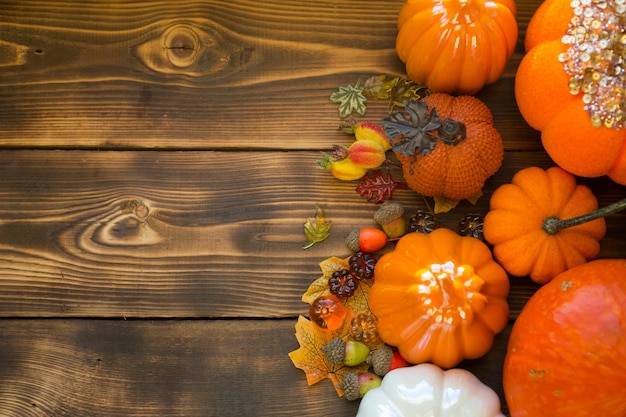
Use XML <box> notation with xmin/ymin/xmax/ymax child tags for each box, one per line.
<box><xmin>329</xmin><ymin>82</ymin><xmax>368</xmax><ymax>119</ymax></box>
<box><xmin>303</xmin><ymin>205</ymin><xmax>332</xmax><ymax>249</ymax></box>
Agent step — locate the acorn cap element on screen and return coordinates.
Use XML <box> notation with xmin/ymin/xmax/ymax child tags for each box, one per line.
<box><xmin>321</xmin><ymin>337</ymin><xmax>346</xmax><ymax>366</ymax></box>
<box><xmin>337</xmin><ymin>372</ymin><xmax>360</xmax><ymax>401</ymax></box>
<box><xmin>374</xmin><ymin>201</ymin><xmax>404</xmax><ymax>225</ymax></box>
<box><xmin>345</xmin><ymin>228</ymin><xmax>361</xmax><ymax>252</ymax></box>
<box><xmin>367</xmin><ymin>344</ymin><xmax>393</xmax><ymax>376</ymax></box>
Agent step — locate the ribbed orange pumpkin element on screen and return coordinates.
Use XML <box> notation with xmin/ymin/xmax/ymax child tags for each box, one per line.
<box><xmin>483</xmin><ymin>166</ymin><xmax>607</xmax><ymax>284</ymax></box>
<box><xmin>368</xmin><ymin>228</ymin><xmax>510</xmax><ymax>369</ymax></box>
<box><xmin>515</xmin><ymin>0</ymin><xmax>626</xmax><ymax>184</ymax></box>
<box><xmin>396</xmin><ymin>0</ymin><xmax>518</xmax><ymax>94</ymax></box>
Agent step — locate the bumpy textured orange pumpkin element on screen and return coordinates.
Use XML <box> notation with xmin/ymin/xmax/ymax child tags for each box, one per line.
<box><xmin>515</xmin><ymin>0</ymin><xmax>626</xmax><ymax>184</ymax></box>
<box><xmin>503</xmin><ymin>259</ymin><xmax>626</xmax><ymax>417</ymax></box>
<box><xmin>383</xmin><ymin>94</ymin><xmax>504</xmax><ymax>202</ymax></box>
<box><xmin>368</xmin><ymin>228</ymin><xmax>510</xmax><ymax>369</ymax></box>
<box><xmin>483</xmin><ymin>166</ymin><xmax>607</xmax><ymax>284</ymax></box>
<box><xmin>396</xmin><ymin>0</ymin><xmax>518</xmax><ymax>94</ymax></box>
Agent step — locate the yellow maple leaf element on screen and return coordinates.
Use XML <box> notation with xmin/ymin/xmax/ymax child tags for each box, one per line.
<box><xmin>288</xmin><ymin>312</ymin><xmax>370</xmax><ymax>396</ymax></box>
<box><xmin>301</xmin><ymin>256</ymin><xmax>348</xmax><ymax>305</ymax></box>
<box><xmin>290</xmin><ymin>254</ymin><xmax>386</xmax><ymax>396</ymax></box>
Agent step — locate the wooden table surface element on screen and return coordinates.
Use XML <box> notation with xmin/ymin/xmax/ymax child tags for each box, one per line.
<box><xmin>0</xmin><ymin>1</ymin><xmax>624</xmax><ymax>416</ymax></box>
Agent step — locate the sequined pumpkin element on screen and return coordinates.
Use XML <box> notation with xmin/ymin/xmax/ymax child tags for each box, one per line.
<box><xmin>515</xmin><ymin>0</ymin><xmax>626</xmax><ymax>184</ymax></box>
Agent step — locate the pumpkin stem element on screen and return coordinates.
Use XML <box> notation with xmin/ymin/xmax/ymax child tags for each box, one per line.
<box><xmin>542</xmin><ymin>197</ymin><xmax>626</xmax><ymax>235</ymax></box>
<box><xmin>437</xmin><ymin>118</ymin><xmax>466</xmax><ymax>145</ymax></box>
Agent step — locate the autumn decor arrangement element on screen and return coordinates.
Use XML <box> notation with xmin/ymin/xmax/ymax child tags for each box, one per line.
<box><xmin>503</xmin><ymin>259</ymin><xmax>626</xmax><ymax>417</ymax></box>
<box><xmin>289</xmin><ymin>0</ymin><xmax>624</xmax><ymax>414</ymax></box>
<box><xmin>396</xmin><ymin>0</ymin><xmax>518</xmax><ymax>94</ymax></box>
<box><xmin>515</xmin><ymin>0</ymin><xmax>626</xmax><ymax>184</ymax></box>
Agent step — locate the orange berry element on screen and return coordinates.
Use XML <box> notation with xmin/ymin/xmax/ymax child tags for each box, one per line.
<box><xmin>358</xmin><ymin>227</ymin><xmax>388</xmax><ymax>252</ymax></box>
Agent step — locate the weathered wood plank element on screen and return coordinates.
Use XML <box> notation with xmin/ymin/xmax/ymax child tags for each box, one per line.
<box><xmin>0</xmin><ymin>318</ymin><xmax>511</xmax><ymax>417</ymax></box>
<box><xmin>0</xmin><ymin>0</ymin><xmax>542</xmax><ymax>150</ymax></box>
<box><xmin>0</xmin><ymin>150</ymin><xmax>623</xmax><ymax>318</ymax></box>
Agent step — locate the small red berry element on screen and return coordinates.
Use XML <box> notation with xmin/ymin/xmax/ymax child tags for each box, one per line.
<box><xmin>389</xmin><ymin>351</ymin><xmax>410</xmax><ymax>371</ymax></box>
<box><xmin>358</xmin><ymin>227</ymin><xmax>388</xmax><ymax>252</ymax></box>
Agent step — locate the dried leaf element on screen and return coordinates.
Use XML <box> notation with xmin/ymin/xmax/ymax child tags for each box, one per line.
<box><xmin>433</xmin><ymin>196</ymin><xmax>461</xmax><ymax>214</ymax></box>
<box><xmin>291</xmin><ymin>255</ymin><xmax>383</xmax><ymax>395</ymax></box>
<box><xmin>289</xmin><ymin>313</ymin><xmax>371</xmax><ymax>396</ymax></box>
<box><xmin>466</xmin><ymin>190</ymin><xmax>483</xmax><ymax>206</ymax></box>
<box><xmin>433</xmin><ymin>190</ymin><xmax>483</xmax><ymax>214</ymax></box>
<box><xmin>302</xmin><ymin>257</ymin><xmax>375</xmax><ymax>316</ymax></box>
<box><xmin>302</xmin><ymin>256</ymin><xmax>348</xmax><ymax>304</ymax></box>
<box><xmin>356</xmin><ymin>170</ymin><xmax>408</xmax><ymax>203</ymax></box>
<box><xmin>388</xmin><ymin>78</ymin><xmax>431</xmax><ymax>112</ymax></box>
<box><xmin>303</xmin><ymin>205</ymin><xmax>332</xmax><ymax>249</ymax></box>
<box><xmin>362</xmin><ymin>75</ymin><xmax>430</xmax><ymax>112</ymax></box>
<box><xmin>329</xmin><ymin>82</ymin><xmax>368</xmax><ymax>119</ymax></box>
<box><xmin>383</xmin><ymin>100</ymin><xmax>441</xmax><ymax>156</ymax></box>
<box><xmin>362</xmin><ymin>74</ymin><xmax>401</xmax><ymax>100</ymax></box>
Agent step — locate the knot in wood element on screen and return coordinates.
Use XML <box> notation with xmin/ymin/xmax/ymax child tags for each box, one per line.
<box><xmin>163</xmin><ymin>25</ymin><xmax>200</xmax><ymax>67</ymax></box>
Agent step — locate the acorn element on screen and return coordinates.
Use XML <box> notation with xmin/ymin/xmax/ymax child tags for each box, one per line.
<box><xmin>367</xmin><ymin>344</ymin><xmax>411</xmax><ymax>376</ymax></box>
<box><xmin>374</xmin><ymin>201</ymin><xmax>406</xmax><ymax>238</ymax></box>
<box><xmin>321</xmin><ymin>337</ymin><xmax>371</xmax><ymax>367</ymax></box>
<box><xmin>337</xmin><ymin>371</ymin><xmax>382</xmax><ymax>401</ymax></box>
<box><xmin>345</xmin><ymin>228</ymin><xmax>361</xmax><ymax>252</ymax></box>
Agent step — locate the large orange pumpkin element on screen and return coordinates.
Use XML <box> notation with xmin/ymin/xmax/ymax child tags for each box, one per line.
<box><xmin>396</xmin><ymin>0</ymin><xmax>518</xmax><ymax>94</ymax></box>
<box><xmin>503</xmin><ymin>259</ymin><xmax>626</xmax><ymax>417</ymax></box>
<box><xmin>515</xmin><ymin>0</ymin><xmax>626</xmax><ymax>184</ymax></box>
<box><xmin>368</xmin><ymin>228</ymin><xmax>510</xmax><ymax>369</ymax></box>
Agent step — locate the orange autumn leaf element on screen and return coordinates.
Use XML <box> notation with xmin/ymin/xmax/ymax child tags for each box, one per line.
<box><xmin>288</xmin><ymin>312</ymin><xmax>370</xmax><ymax>396</ymax></box>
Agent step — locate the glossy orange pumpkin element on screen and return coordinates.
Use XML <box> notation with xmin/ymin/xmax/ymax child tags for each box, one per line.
<box><xmin>368</xmin><ymin>228</ymin><xmax>510</xmax><ymax>369</ymax></box>
<box><xmin>396</xmin><ymin>0</ymin><xmax>518</xmax><ymax>94</ymax></box>
<box><xmin>515</xmin><ymin>0</ymin><xmax>626</xmax><ymax>184</ymax></box>
<box><xmin>483</xmin><ymin>166</ymin><xmax>606</xmax><ymax>284</ymax></box>
<box><xmin>503</xmin><ymin>259</ymin><xmax>626</xmax><ymax>417</ymax></box>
